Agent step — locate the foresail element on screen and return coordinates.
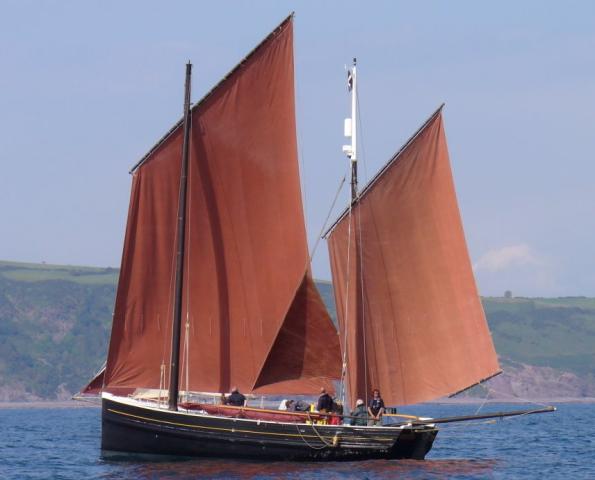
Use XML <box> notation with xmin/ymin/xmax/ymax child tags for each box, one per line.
<box><xmin>103</xmin><ymin>15</ymin><xmax>341</xmax><ymax>396</ymax></box>
<box><xmin>327</xmin><ymin>107</ymin><xmax>500</xmax><ymax>406</ymax></box>
<box><xmin>253</xmin><ymin>274</ymin><xmax>341</xmax><ymax>394</ymax></box>
<box><xmin>78</xmin><ymin>365</ymin><xmax>105</xmax><ymax>396</ymax></box>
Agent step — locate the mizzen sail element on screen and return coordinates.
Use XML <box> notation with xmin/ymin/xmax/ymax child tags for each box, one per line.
<box><xmin>327</xmin><ymin>107</ymin><xmax>500</xmax><ymax>406</ymax></box>
<box><xmin>103</xmin><ymin>16</ymin><xmax>341</xmax><ymax>396</ymax></box>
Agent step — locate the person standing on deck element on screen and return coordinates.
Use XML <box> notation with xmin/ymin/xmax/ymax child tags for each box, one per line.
<box><xmin>367</xmin><ymin>389</ymin><xmax>385</xmax><ymax>426</ymax></box>
<box><xmin>226</xmin><ymin>387</ymin><xmax>246</xmax><ymax>406</ymax></box>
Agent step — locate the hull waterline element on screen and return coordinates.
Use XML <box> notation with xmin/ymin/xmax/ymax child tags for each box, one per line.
<box><xmin>101</xmin><ymin>397</ymin><xmax>437</xmax><ymax>461</ymax></box>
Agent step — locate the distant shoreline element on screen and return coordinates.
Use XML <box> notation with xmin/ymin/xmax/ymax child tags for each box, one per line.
<box><xmin>429</xmin><ymin>396</ymin><xmax>595</xmax><ymax>405</ymax></box>
<box><xmin>1</xmin><ymin>397</ymin><xmax>595</xmax><ymax>409</ymax></box>
<box><xmin>0</xmin><ymin>400</ymin><xmax>99</xmax><ymax>409</ymax></box>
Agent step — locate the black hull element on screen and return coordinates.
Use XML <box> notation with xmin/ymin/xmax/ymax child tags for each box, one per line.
<box><xmin>101</xmin><ymin>397</ymin><xmax>437</xmax><ymax>461</ymax></box>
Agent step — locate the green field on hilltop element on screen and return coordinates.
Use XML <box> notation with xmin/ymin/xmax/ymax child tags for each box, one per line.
<box><xmin>483</xmin><ymin>296</ymin><xmax>595</xmax><ymax>375</ymax></box>
<box><xmin>1</xmin><ymin>260</ymin><xmax>594</xmax><ymax>399</ymax></box>
<box><xmin>0</xmin><ymin>260</ymin><xmax>118</xmax><ymax>285</ymax></box>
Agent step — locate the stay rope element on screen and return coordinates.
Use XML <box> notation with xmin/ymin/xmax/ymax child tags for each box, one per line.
<box><xmin>309</xmin><ymin>175</ymin><xmax>346</xmax><ymax>262</ymax></box>
<box><xmin>448</xmin><ymin>382</ymin><xmax>555</xmax><ymax>428</ymax></box>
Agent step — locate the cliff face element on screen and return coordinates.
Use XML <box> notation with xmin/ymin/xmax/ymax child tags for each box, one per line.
<box><xmin>1</xmin><ymin>261</ymin><xmax>594</xmax><ymax>401</ymax></box>
<box><xmin>483</xmin><ymin>360</ymin><xmax>595</xmax><ymax>400</ymax></box>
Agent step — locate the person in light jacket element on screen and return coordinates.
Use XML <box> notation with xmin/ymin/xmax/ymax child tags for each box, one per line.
<box><xmin>350</xmin><ymin>399</ymin><xmax>367</xmax><ymax>426</ymax></box>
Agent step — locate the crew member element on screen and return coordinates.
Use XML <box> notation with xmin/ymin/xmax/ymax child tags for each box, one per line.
<box><xmin>367</xmin><ymin>389</ymin><xmax>385</xmax><ymax>426</ymax></box>
<box><xmin>227</xmin><ymin>386</ymin><xmax>246</xmax><ymax>407</ymax></box>
<box><xmin>316</xmin><ymin>388</ymin><xmax>333</xmax><ymax>413</ymax></box>
<box><xmin>350</xmin><ymin>399</ymin><xmax>367</xmax><ymax>426</ymax></box>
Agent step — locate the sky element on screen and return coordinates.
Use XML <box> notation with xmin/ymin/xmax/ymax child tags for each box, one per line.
<box><xmin>1</xmin><ymin>1</ymin><xmax>594</xmax><ymax>297</ymax></box>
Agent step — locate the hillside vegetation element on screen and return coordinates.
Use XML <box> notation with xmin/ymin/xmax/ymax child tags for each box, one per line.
<box><xmin>484</xmin><ymin>297</ymin><xmax>595</xmax><ymax>376</ymax></box>
<box><xmin>0</xmin><ymin>261</ymin><xmax>115</xmax><ymax>400</ymax></box>
<box><xmin>1</xmin><ymin>260</ymin><xmax>594</xmax><ymax>401</ymax></box>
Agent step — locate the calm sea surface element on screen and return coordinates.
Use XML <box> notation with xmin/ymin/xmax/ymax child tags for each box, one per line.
<box><xmin>1</xmin><ymin>403</ymin><xmax>593</xmax><ymax>479</ymax></box>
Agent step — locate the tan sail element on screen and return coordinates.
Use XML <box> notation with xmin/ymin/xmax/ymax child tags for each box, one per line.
<box><xmin>103</xmin><ymin>16</ymin><xmax>341</xmax><ymax>396</ymax></box>
<box><xmin>327</xmin><ymin>107</ymin><xmax>500</xmax><ymax>406</ymax></box>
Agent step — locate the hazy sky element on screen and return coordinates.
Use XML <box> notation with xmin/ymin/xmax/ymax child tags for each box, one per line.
<box><xmin>1</xmin><ymin>1</ymin><xmax>594</xmax><ymax>296</ymax></box>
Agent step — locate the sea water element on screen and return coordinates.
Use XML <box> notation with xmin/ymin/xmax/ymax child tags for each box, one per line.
<box><xmin>0</xmin><ymin>403</ymin><xmax>593</xmax><ymax>479</ymax></box>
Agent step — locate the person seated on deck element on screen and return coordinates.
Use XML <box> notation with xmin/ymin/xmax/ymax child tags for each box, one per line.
<box><xmin>330</xmin><ymin>400</ymin><xmax>343</xmax><ymax>425</ymax></box>
<box><xmin>367</xmin><ymin>389</ymin><xmax>385</xmax><ymax>426</ymax></box>
<box><xmin>350</xmin><ymin>399</ymin><xmax>367</xmax><ymax>426</ymax></box>
<box><xmin>316</xmin><ymin>388</ymin><xmax>333</xmax><ymax>414</ymax></box>
<box><xmin>293</xmin><ymin>400</ymin><xmax>309</xmax><ymax>412</ymax></box>
<box><xmin>226</xmin><ymin>386</ymin><xmax>246</xmax><ymax>407</ymax></box>
<box><xmin>278</xmin><ymin>399</ymin><xmax>295</xmax><ymax>411</ymax></box>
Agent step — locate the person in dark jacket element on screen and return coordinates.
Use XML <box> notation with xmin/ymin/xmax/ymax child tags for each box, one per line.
<box><xmin>226</xmin><ymin>386</ymin><xmax>246</xmax><ymax>407</ymax></box>
<box><xmin>294</xmin><ymin>400</ymin><xmax>310</xmax><ymax>412</ymax></box>
<box><xmin>350</xmin><ymin>399</ymin><xmax>367</xmax><ymax>426</ymax></box>
<box><xmin>316</xmin><ymin>388</ymin><xmax>333</xmax><ymax>413</ymax></box>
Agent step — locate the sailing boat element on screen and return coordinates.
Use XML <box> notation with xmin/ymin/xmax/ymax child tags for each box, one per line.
<box><xmin>80</xmin><ymin>14</ymin><xmax>553</xmax><ymax>461</ymax></box>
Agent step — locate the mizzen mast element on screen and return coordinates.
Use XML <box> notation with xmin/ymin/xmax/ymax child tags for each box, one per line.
<box><xmin>343</xmin><ymin>58</ymin><xmax>358</xmax><ymax>202</ymax></box>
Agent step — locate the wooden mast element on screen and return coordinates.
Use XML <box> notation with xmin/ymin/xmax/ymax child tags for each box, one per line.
<box><xmin>169</xmin><ymin>62</ymin><xmax>192</xmax><ymax>411</ymax></box>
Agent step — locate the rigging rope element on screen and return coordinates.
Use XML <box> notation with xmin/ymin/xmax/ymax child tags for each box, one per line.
<box><xmin>473</xmin><ymin>386</ymin><xmax>491</xmax><ymax>416</ymax></box>
<box><xmin>434</xmin><ymin>419</ymin><xmax>498</xmax><ymax>436</ymax></box>
<box><xmin>182</xmin><ymin>319</ymin><xmax>190</xmax><ymax>401</ymax></box>
<box><xmin>302</xmin><ymin>414</ymin><xmax>336</xmax><ymax>448</ymax></box>
<box><xmin>452</xmin><ymin>383</ymin><xmax>554</xmax><ymax>426</ymax></box>
<box><xmin>339</xmin><ymin>184</ymin><xmax>354</xmax><ymax>407</ymax></box>
<box><xmin>356</xmin><ymin>196</ymin><xmax>368</xmax><ymax>403</ymax></box>
<box><xmin>183</xmin><ymin>136</ymin><xmax>194</xmax><ymax>401</ymax></box>
<box><xmin>163</xmin><ymin>170</ymin><xmax>180</xmax><ymax>394</ymax></box>
<box><xmin>294</xmin><ymin>423</ymin><xmax>328</xmax><ymax>450</ymax></box>
<box><xmin>486</xmin><ymin>386</ymin><xmax>552</xmax><ymax>411</ymax></box>
<box><xmin>159</xmin><ymin>363</ymin><xmax>166</xmax><ymax>406</ymax></box>
<box><xmin>337</xmin><ymin>83</ymin><xmax>370</xmax><ymax>406</ymax></box>
<box><xmin>309</xmin><ymin>175</ymin><xmax>346</xmax><ymax>262</ymax></box>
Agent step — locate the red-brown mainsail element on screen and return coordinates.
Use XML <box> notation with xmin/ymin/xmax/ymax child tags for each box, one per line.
<box><xmin>103</xmin><ymin>16</ymin><xmax>341</xmax><ymax>396</ymax></box>
<box><xmin>327</xmin><ymin>107</ymin><xmax>501</xmax><ymax>406</ymax></box>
